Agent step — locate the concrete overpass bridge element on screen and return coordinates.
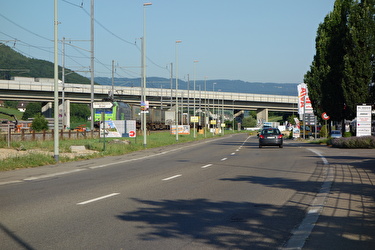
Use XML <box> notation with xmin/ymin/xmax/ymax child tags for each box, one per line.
<box><xmin>0</xmin><ymin>77</ymin><xmax>298</xmax><ymax>121</ymax></box>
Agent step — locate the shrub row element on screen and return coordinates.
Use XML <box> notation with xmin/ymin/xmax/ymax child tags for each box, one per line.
<box><xmin>330</xmin><ymin>136</ymin><xmax>375</xmax><ymax>149</ymax></box>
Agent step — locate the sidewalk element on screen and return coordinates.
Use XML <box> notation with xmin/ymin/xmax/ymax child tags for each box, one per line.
<box><xmin>302</xmin><ymin>146</ymin><xmax>375</xmax><ymax>249</ymax></box>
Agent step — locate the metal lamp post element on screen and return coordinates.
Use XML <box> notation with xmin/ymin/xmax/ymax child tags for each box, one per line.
<box><xmin>175</xmin><ymin>40</ymin><xmax>182</xmax><ymax>141</ymax></box>
<box><xmin>142</xmin><ymin>2</ymin><xmax>152</xmax><ymax>147</ymax></box>
<box><xmin>193</xmin><ymin>60</ymin><xmax>199</xmax><ymax>138</ymax></box>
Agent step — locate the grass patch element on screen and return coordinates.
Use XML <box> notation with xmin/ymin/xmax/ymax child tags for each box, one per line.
<box><xmin>0</xmin><ymin>130</ymin><xmax>243</xmax><ymax>171</ymax></box>
<box><xmin>0</xmin><ymin>153</ymin><xmax>57</xmax><ymax>171</ymax></box>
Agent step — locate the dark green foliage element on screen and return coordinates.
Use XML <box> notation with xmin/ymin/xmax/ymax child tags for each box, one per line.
<box><xmin>22</xmin><ymin>102</ymin><xmax>42</xmax><ymax>120</ymax></box>
<box><xmin>4</xmin><ymin>101</ymin><xmax>18</xmax><ymax>109</ymax></box>
<box><xmin>0</xmin><ymin>43</ymin><xmax>90</xmax><ymax>84</ymax></box>
<box><xmin>70</xmin><ymin>103</ymin><xmax>90</xmax><ymax>123</ymax></box>
<box><xmin>304</xmin><ymin>0</ymin><xmax>375</xmax><ymax>122</ymax></box>
<box><xmin>242</xmin><ymin>116</ymin><xmax>257</xmax><ymax>127</ymax></box>
<box><xmin>31</xmin><ymin>113</ymin><xmax>49</xmax><ymax>132</ymax></box>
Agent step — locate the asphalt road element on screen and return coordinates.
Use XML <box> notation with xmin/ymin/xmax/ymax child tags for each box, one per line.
<box><xmin>0</xmin><ymin>134</ymin><xmax>357</xmax><ymax>249</ymax></box>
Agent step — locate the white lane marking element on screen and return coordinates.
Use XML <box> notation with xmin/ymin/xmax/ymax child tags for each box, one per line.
<box><xmin>231</xmin><ymin>153</ymin><xmax>236</xmax><ymax>155</ymax></box>
<box><xmin>0</xmin><ymin>180</ymin><xmax>23</xmax><ymax>186</ymax></box>
<box><xmin>162</xmin><ymin>175</ymin><xmax>182</xmax><ymax>181</ymax></box>
<box><xmin>23</xmin><ymin>169</ymin><xmax>86</xmax><ymax>181</ymax></box>
<box><xmin>77</xmin><ymin>193</ymin><xmax>120</xmax><ymax>205</ymax></box>
<box><xmin>221</xmin><ymin>158</ymin><xmax>228</xmax><ymax>161</ymax></box>
<box><xmin>282</xmin><ymin>148</ymin><xmax>333</xmax><ymax>249</ymax></box>
<box><xmin>201</xmin><ymin>164</ymin><xmax>213</xmax><ymax>169</ymax></box>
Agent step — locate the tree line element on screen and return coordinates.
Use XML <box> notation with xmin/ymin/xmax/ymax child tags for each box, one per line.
<box><xmin>304</xmin><ymin>0</ymin><xmax>375</xmax><ymax>123</ymax></box>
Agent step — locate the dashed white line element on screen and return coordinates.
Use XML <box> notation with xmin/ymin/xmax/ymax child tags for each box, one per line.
<box><xmin>221</xmin><ymin>158</ymin><xmax>228</xmax><ymax>161</ymax></box>
<box><xmin>201</xmin><ymin>164</ymin><xmax>213</xmax><ymax>169</ymax></box>
<box><xmin>77</xmin><ymin>193</ymin><xmax>120</xmax><ymax>205</ymax></box>
<box><xmin>231</xmin><ymin>153</ymin><xmax>236</xmax><ymax>155</ymax></box>
<box><xmin>162</xmin><ymin>175</ymin><xmax>182</xmax><ymax>181</ymax></box>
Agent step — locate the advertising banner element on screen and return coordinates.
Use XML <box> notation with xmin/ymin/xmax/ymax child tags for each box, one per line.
<box><xmin>297</xmin><ymin>83</ymin><xmax>313</xmax><ymax>115</ymax></box>
<box><xmin>170</xmin><ymin>125</ymin><xmax>190</xmax><ymax>135</ymax></box>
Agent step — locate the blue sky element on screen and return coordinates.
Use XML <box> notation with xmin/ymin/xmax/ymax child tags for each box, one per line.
<box><xmin>1</xmin><ymin>0</ymin><xmax>336</xmax><ymax>83</ymax></box>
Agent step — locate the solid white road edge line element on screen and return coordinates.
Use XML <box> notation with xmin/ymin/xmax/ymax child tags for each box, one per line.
<box><xmin>77</xmin><ymin>193</ymin><xmax>120</xmax><ymax>205</ymax></box>
<box><xmin>162</xmin><ymin>175</ymin><xmax>182</xmax><ymax>181</ymax></box>
<box><xmin>282</xmin><ymin>148</ymin><xmax>333</xmax><ymax>249</ymax></box>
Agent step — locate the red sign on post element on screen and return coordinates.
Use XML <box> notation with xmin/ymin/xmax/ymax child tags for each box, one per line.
<box><xmin>129</xmin><ymin>130</ymin><xmax>136</xmax><ymax>137</ymax></box>
<box><xmin>321</xmin><ymin>112</ymin><xmax>330</xmax><ymax>120</ymax></box>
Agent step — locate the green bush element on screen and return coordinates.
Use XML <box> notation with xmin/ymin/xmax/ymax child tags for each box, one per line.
<box><xmin>320</xmin><ymin>125</ymin><xmax>328</xmax><ymax>138</ymax></box>
<box><xmin>343</xmin><ymin>132</ymin><xmax>352</xmax><ymax>137</ymax></box>
<box><xmin>31</xmin><ymin>113</ymin><xmax>49</xmax><ymax>132</ymax></box>
<box><xmin>331</xmin><ymin>136</ymin><xmax>375</xmax><ymax>148</ymax></box>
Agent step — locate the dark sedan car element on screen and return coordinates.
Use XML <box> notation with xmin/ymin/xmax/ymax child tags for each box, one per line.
<box><xmin>259</xmin><ymin>127</ymin><xmax>283</xmax><ymax>148</ymax></box>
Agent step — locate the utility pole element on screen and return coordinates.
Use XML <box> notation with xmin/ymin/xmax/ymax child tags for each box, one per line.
<box><xmin>53</xmin><ymin>0</ymin><xmax>59</xmax><ymax>162</ymax></box>
<box><xmin>90</xmin><ymin>0</ymin><xmax>95</xmax><ymax>131</ymax></box>
<box><xmin>111</xmin><ymin>60</ymin><xmax>115</xmax><ymax>100</ymax></box>
<box><xmin>62</xmin><ymin>37</ymin><xmax>65</xmax><ymax>129</ymax></box>
<box><xmin>170</xmin><ymin>63</ymin><xmax>173</xmax><ymax>108</ymax></box>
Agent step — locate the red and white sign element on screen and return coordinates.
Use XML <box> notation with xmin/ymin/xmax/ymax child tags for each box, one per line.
<box><xmin>321</xmin><ymin>112</ymin><xmax>330</xmax><ymax>120</ymax></box>
<box><xmin>297</xmin><ymin>83</ymin><xmax>313</xmax><ymax>115</ymax></box>
<box><xmin>129</xmin><ymin>130</ymin><xmax>136</xmax><ymax>137</ymax></box>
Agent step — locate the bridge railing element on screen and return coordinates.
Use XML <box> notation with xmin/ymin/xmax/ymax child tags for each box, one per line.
<box><xmin>0</xmin><ymin>80</ymin><xmax>298</xmax><ymax>104</ymax></box>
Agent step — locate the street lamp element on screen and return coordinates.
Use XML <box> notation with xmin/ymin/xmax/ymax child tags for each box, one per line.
<box><xmin>213</xmin><ymin>82</ymin><xmax>217</xmax><ymax>132</ymax></box>
<box><xmin>193</xmin><ymin>60</ymin><xmax>199</xmax><ymax>138</ymax></box>
<box><xmin>141</xmin><ymin>2</ymin><xmax>152</xmax><ymax>147</ymax></box>
<box><xmin>175</xmin><ymin>40</ymin><xmax>182</xmax><ymax>141</ymax></box>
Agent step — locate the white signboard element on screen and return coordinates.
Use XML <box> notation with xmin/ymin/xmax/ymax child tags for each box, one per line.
<box><xmin>93</xmin><ymin>102</ymin><xmax>113</xmax><ymax>109</ymax></box>
<box><xmin>356</xmin><ymin>105</ymin><xmax>372</xmax><ymax>137</ymax></box>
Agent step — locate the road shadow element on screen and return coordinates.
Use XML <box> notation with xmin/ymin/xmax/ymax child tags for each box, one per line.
<box><xmin>116</xmin><ymin>167</ymin><xmax>374</xmax><ymax>249</ymax></box>
<box><xmin>0</xmin><ymin>223</ymin><xmax>35</xmax><ymax>250</ymax></box>
<box><xmin>116</xmin><ymin>197</ymin><xmax>306</xmax><ymax>249</ymax></box>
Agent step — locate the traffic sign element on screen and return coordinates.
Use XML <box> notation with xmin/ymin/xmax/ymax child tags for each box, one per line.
<box><xmin>321</xmin><ymin>112</ymin><xmax>330</xmax><ymax>120</ymax></box>
<box><xmin>93</xmin><ymin>102</ymin><xmax>113</xmax><ymax>109</ymax></box>
<box><xmin>129</xmin><ymin>130</ymin><xmax>136</xmax><ymax>137</ymax></box>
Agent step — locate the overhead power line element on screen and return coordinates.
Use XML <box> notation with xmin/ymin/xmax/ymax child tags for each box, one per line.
<box><xmin>0</xmin><ymin>13</ymin><xmax>52</xmax><ymax>42</ymax></box>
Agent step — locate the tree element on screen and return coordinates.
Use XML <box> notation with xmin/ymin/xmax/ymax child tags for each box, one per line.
<box><xmin>70</xmin><ymin>103</ymin><xmax>90</xmax><ymax>123</ymax></box>
<box><xmin>31</xmin><ymin>113</ymin><xmax>49</xmax><ymax>131</ymax></box>
<box><xmin>241</xmin><ymin>116</ymin><xmax>257</xmax><ymax>128</ymax></box>
<box><xmin>304</xmin><ymin>0</ymin><xmax>375</xmax><ymax>122</ymax></box>
<box><xmin>4</xmin><ymin>100</ymin><xmax>18</xmax><ymax>109</ymax></box>
<box><xmin>342</xmin><ymin>0</ymin><xmax>375</xmax><ymax>119</ymax></box>
<box><xmin>22</xmin><ymin>102</ymin><xmax>42</xmax><ymax>120</ymax></box>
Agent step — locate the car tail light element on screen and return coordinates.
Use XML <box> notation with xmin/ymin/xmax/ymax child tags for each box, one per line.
<box><xmin>259</xmin><ymin>135</ymin><xmax>264</xmax><ymax>139</ymax></box>
<box><xmin>278</xmin><ymin>134</ymin><xmax>283</xmax><ymax>139</ymax></box>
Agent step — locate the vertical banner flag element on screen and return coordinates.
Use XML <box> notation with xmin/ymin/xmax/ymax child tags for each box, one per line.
<box><xmin>297</xmin><ymin>83</ymin><xmax>313</xmax><ymax>115</ymax></box>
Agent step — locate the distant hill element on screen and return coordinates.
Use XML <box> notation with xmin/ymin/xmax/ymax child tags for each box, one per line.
<box><xmin>95</xmin><ymin>77</ymin><xmax>299</xmax><ymax>96</ymax></box>
<box><xmin>0</xmin><ymin>43</ymin><xmax>298</xmax><ymax>96</ymax></box>
<box><xmin>0</xmin><ymin>43</ymin><xmax>90</xmax><ymax>84</ymax></box>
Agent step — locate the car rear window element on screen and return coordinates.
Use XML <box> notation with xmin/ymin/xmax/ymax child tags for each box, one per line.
<box><xmin>261</xmin><ymin>128</ymin><xmax>280</xmax><ymax>135</ymax></box>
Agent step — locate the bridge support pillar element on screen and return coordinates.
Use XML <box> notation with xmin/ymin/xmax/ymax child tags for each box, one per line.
<box><xmin>59</xmin><ymin>100</ymin><xmax>70</xmax><ymax>129</ymax></box>
<box><xmin>256</xmin><ymin>108</ymin><xmax>268</xmax><ymax>123</ymax></box>
<box><xmin>42</xmin><ymin>102</ymin><xmax>53</xmax><ymax>118</ymax></box>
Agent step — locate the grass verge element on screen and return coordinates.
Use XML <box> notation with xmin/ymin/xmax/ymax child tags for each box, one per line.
<box><xmin>0</xmin><ymin>130</ymin><xmax>243</xmax><ymax>171</ymax></box>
